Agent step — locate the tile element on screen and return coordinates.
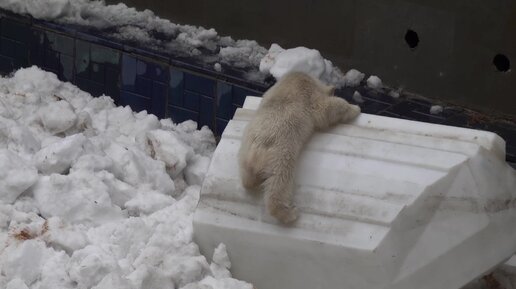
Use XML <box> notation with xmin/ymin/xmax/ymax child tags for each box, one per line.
<box><xmin>0</xmin><ymin>54</ymin><xmax>14</xmax><ymax>74</ymax></box>
<box><xmin>135</xmin><ymin>76</ymin><xmax>153</xmax><ymax>97</ymax></box>
<box><xmin>168</xmin><ymin>106</ymin><xmax>198</xmax><ymax>125</ymax></box>
<box><xmin>184</xmin><ymin>72</ymin><xmax>215</xmax><ymax>96</ymax></box>
<box><xmin>75</xmin><ymin>77</ymin><xmax>105</xmax><ymax>97</ymax></box>
<box><xmin>151</xmin><ymin>82</ymin><xmax>168</xmax><ymax>119</ymax></box>
<box><xmin>120</xmin><ymin>90</ymin><xmax>150</xmax><ymax>112</ymax></box>
<box><xmin>199</xmin><ymin>96</ymin><xmax>214</xmax><ymax>129</ymax></box>
<box><xmin>90</xmin><ymin>62</ymin><xmax>105</xmax><ymax>84</ymax></box>
<box><xmin>1</xmin><ymin>18</ymin><xmax>29</xmax><ymax>42</ymax></box>
<box><xmin>169</xmin><ymin>67</ymin><xmax>184</xmax><ymax>106</ymax></box>
<box><xmin>43</xmin><ymin>49</ymin><xmax>60</xmax><ymax>71</ymax></box>
<box><xmin>59</xmin><ymin>54</ymin><xmax>74</xmax><ymax>82</ymax></box>
<box><xmin>232</xmin><ymin>85</ymin><xmax>255</xmax><ymax>106</ymax></box>
<box><xmin>91</xmin><ymin>43</ymin><xmax>120</xmax><ymax>65</ymax></box>
<box><xmin>75</xmin><ymin>40</ymin><xmax>90</xmax><ymax>77</ymax></box>
<box><xmin>121</xmin><ymin>54</ymin><xmax>137</xmax><ymax>92</ymax></box>
<box><xmin>216</xmin><ymin>118</ymin><xmax>229</xmax><ymax>136</ymax></box>
<box><xmin>216</xmin><ymin>82</ymin><xmax>233</xmax><ymax>119</ymax></box>
<box><xmin>46</xmin><ymin>31</ymin><xmax>74</xmax><ymax>55</ymax></box>
<box><xmin>184</xmin><ymin>91</ymin><xmax>200</xmax><ymax>112</ymax></box>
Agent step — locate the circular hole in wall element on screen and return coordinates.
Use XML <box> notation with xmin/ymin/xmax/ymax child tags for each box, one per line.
<box><xmin>493</xmin><ymin>54</ymin><xmax>511</xmax><ymax>72</ymax></box>
<box><xmin>405</xmin><ymin>29</ymin><xmax>419</xmax><ymax>49</ymax></box>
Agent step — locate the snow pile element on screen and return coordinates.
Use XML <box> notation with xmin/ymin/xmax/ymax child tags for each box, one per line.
<box><xmin>0</xmin><ymin>0</ymin><xmax>267</xmax><ymax>71</ymax></box>
<box><xmin>259</xmin><ymin>44</ymin><xmax>347</xmax><ymax>87</ymax></box>
<box><xmin>0</xmin><ymin>67</ymin><xmax>252</xmax><ymax>289</ymax></box>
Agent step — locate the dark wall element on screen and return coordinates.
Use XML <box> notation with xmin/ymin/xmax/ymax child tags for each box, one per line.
<box><xmin>107</xmin><ymin>0</ymin><xmax>516</xmax><ymax>116</ymax></box>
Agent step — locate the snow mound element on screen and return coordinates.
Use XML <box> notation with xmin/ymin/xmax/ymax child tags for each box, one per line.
<box><xmin>0</xmin><ymin>67</ymin><xmax>250</xmax><ymax>289</ymax></box>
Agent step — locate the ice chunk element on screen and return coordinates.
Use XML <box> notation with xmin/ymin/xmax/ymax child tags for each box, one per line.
<box><xmin>430</xmin><ymin>105</ymin><xmax>444</xmax><ymax>114</ymax></box>
<box><xmin>147</xmin><ymin>129</ymin><xmax>194</xmax><ymax>177</ymax></box>
<box><xmin>32</xmin><ymin>172</ymin><xmax>123</xmax><ymax>225</ymax></box>
<box><xmin>343</xmin><ymin>69</ymin><xmax>365</xmax><ymax>87</ymax></box>
<box><xmin>210</xmin><ymin>243</ymin><xmax>231</xmax><ymax>279</ymax></box>
<box><xmin>68</xmin><ymin>245</ymin><xmax>119</xmax><ymax>289</ymax></box>
<box><xmin>34</xmin><ymin>133</ymin><xmax>90</xmax><ymax>174</ymax></box>
<box><xmin>0</xmin><ymin>240</ymin><xmax>48</xmax><ymax>285</ymax></box>
<box><xmin>38</xmin><ymin>100</ymin><xmax>77</xmax><ymax>134</ymax></box>
<box><xmin>352</xmin><ymin>91</ymin><xmax>365</xmax><ymax>104</ymax></box>
<box><xmin>185</xmin><ymin>155</ymin><xmax>211</xmax><ymax>186</ymax></box>
<box><xmin>6</xmin><ymin>278</ymin><xmax>29</xmax><ymax>289</ymax></box>
<box><xmin>125</xmin><ymin>191</ymin><xmax>176</xmax><ymax>215</ymax></box>
<box><xmin>0</xmin><ymin>149</ymin><xmax>38</xmax><ymax>204</ymax></box>
<box><xmin>366</xmin><ymin>75</ymin><xmax>383</xmax><ymax>89</ymax></box>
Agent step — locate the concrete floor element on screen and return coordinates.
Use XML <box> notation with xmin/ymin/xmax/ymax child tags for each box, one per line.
<box><xmin>107</xmin><ymin>0</ymin><xmax>516</xmax><ymax>117</ymax></box>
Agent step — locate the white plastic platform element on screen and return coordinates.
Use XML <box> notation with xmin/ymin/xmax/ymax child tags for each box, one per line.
<box><xmin>193</xmin><ymin>96</ymin><xmax>516</xmax><ymax>289</ymax></box>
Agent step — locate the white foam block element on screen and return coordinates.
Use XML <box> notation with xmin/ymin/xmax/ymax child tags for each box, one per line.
<box><xmin>194</xmin><ymin>96</ymin><xmax>516</xmax><ymax>289</ymax></box>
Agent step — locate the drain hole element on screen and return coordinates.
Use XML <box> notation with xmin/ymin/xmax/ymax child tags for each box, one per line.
<box><xmin>405</xmin><ymin>29</ymin><xmax>419</xmax><ymax>49</ymax></box>
<box><xmin>493</xmin><ymin>54</ymin><xmax>510</xmax><ymax>72</ymax></box>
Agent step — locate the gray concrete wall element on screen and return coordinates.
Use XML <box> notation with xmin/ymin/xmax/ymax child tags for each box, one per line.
<box><xmin>107</xmin><ymin>0</ymin><xmax>516</xmax><ymax>117</ymax></box>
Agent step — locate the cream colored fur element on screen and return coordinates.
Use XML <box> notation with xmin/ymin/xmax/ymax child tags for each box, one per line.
<box><xmin>238</xmin><ymin>71</ymin><xmax>361</xmax><ymax>224</ymax></box>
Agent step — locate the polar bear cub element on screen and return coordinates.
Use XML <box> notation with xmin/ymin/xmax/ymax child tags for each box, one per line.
<box><xmin>238</xmin><ymin>71</ymin><xmax>361</xmax><ymax>224</ymax></box>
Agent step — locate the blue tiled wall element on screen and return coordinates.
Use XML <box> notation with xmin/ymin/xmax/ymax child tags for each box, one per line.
<box><xmin>121</xmin><ymin>54</ymin><xmax>168</xmax><ymax>118</ymax></box>
<box><xmin>30</xmin><ymin>28</ymin><xmax>74</xmax><ymax>82</ymax></box>
<box><xmin>0</xmin><ymin>16</ymin><xmax>30</xmax><ymax>72</ymax></box>
<box><xmin>0</xmin><ymin>11</ymin><xmax>264</xmax><ymax>136</ymax></box>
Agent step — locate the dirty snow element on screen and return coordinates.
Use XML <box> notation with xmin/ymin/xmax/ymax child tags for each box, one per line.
<box><xmin>0</xmin><ymin>67</ymin><xmax>252</xmax><ymax>289</ymax></box>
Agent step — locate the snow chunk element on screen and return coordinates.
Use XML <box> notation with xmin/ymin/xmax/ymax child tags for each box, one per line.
<box><xmin>214</xmin><ymin>63</ymin><xmax>222</xmax><ymax>72</ymax></box>
<box><xmin>104</xmin><ymin>141</ymin><xmax>175</xmax><ymax>195</ymax></box>
<box><xmin>210</xmin><ymin>243</ymin><xmax>231</xmax><ymax>279</ymax></box>
<box><xmin>185</xmin><ymin>155</ymin><xmax>211</xmax><ymax>186</ymax></box>
<box><xmin>260</xmin><ymin>44</ymin><xmax>345</xmax><ymax>87</ymax></box>
<box><xmin>32</xmin><ymin>172</ymin><xmax>123</xmax><ymax>225</ymax></box>
<box><xmin>352</xmin><ymin>91</ymin><xmax>365</xmax><ymax>104</ymax></box>
<box><xmin>147</xmin><ymin>129</ymin><xmax>193</xmax><ymax>178</ymax></box>
<box><xmin>366</xmin><ymin>75</ymin><xmax>383</xmax><ymax>90</ymax></box>
<box><xmin>125</xmin><ymin>191</ymin><xmax>176</xmax><ymax>215</ymax></box>
<box><xmin>430</xmin><ymin>105</ymin><xmax>444</xmax><ymax>115</ymax></box>
<box><xmin>34</xmin><ymin>133</ymin><xmax>90</xmax><ymax>174</ymax></box>
<box><xmin>38</xmin><ymin>100</ymin><xmax>77</xmax><ymax>134</ymax></box>
<box><xmin>389</xmin><ymin>90</ymin><xmax>401</xmax><ymax>98</ymax></box>
<box><xmin>6</xmin><ymin>278</ymin><xmax>29</xmax><ymax>289</ymax></box>
<box><xmin>69</xmin><ymin>245</ymin><xmax>119</xmax><ymax>289</ymax></box>
<box><xmin>43</xmin><ymin>217</ymin><xmax>88</xmax><ymax>253</ymax></box>
<box><xmin>343</xmin><ymin>69</ymin><xmax>365</xmax><ymax>87</ymax></box>
<box><xmin>0</xmin><ymin>149</ymin><xmax>38</xmax><ymax>204</ymax></box>
<box><xmin>0</xmin><ymin>240</ymin><xmax>49</xmax><ymax>285</ymax></box>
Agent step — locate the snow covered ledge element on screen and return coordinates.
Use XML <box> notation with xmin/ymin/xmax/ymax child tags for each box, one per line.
<box><xmin>193</xmin><ymin>96</ymin><xmax>516</xmax><ymax>289</ymax></box>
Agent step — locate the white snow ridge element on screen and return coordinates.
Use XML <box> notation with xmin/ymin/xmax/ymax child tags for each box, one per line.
<box><xmin>0</xmin><ymin>67</ymin><xmax>252</xmax><ymax>289</ymax></box>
